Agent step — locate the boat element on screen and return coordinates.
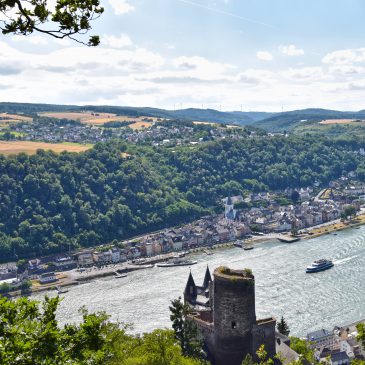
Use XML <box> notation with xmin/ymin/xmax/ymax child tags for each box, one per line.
<box><xmin>234</xmin><ymin>241</ymin><xmax>243</xmax><ymax>248</ymax></box>
<box><xmin>56</xmin><ymin>286</ymin><xmax>69</xmax><ymax>294</ymax></box>
<box><xmin>114</xmin><ymin>272</ymin><xmax>127</xmax><ymax>278</ymax></box>
<box><xmin>243</xmin><ymin>245</ymin><xmax>254</xmax><ymax>251</ymax></box>
<box><xmin>156</xmin><ymin>257</ymin><xmax>197</xmax><ymax>267</ymax></box>
<box><xmin>306</xmin><ymin>259</ymin><xmax>334</xmax><ymax>273</ymax></box>
<box><xmin>277</xmin><ymin>236</ymin><xmax>300</xmax><ymax>243</ymax></box>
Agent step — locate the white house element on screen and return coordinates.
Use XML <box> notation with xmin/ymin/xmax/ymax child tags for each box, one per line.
<box><xmin>39</xmin><ymin>272</ymin><xmax>57</xmax><ymax>284</ymax></box>
<box><xmin>172</xmin><ymin>240</ymin><xmax>183</xmax><ymax>251</ymax></box>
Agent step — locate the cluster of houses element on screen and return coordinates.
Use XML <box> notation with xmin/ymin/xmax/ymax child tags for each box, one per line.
<box><xmin>11</xmin><ymin>120</ymin><xmax>106</xmax><ymax>144</ymax></box>
<box><xmin>8</xmin><ymin>118</ymin><xmax>256</xmax><ymax>146</ymax></box>
<box><xmin>229</xmin><ymin>183</ymin><xmax>364</xmax><ymax>234</ymax></box>
<box><xmin>306</xmin><ymin>319</ymin><xmax>365</xmax><ymax>364</ymax></box>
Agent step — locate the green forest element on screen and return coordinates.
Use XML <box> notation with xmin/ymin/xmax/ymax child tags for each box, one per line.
<box><xmin>0</xmin><ymin>135</ymin><xmax>364</xmax><ymax>261</ymax></box>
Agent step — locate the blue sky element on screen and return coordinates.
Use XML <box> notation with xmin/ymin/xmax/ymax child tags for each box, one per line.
<box><xmin>1</xmin><ymin>0</ymin><xmax>365</xmax><ymax>111</ymax></box>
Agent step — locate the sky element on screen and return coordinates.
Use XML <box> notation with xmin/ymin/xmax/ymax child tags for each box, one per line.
<box><xmin>1</xmin><ymin>0</ymin><xmax>365</xmax><ymax>111</ymax></box>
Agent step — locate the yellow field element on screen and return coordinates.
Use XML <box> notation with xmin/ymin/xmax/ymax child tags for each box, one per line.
<box><xmin>0</xmin><ymin>141</ymin><xmax>91</xmax><ymax>155</ymax></box>
<box><xmin>0</xmin><ymin>113</ymin><xmax>33</xmax><ymax>126</ymax></box>
<box><xmin>319</xmin><ymin>119</ymin><xmax>365</xmax><ymax>125</ymax></box>
<box><xmin>39</xmin><ymin>111</ymin><xmax>158</xmax><ymax>126</ymax></box>
<box><xmin>129</xmin><ymin>121</ymin><xmax>153</xmax><ymax>129</ymax></box>
<box><xmin>0</xmin><ymin>113</ymin><xmax>32</xmax><ymax>121</ymax></box>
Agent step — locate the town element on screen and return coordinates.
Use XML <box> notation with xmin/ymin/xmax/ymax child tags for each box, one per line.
<box><xmin>2</xmin><ymin>115</ymin><xmax>259</xmax><ymax>146</ymax></box>
<box><xmin>1</xmin><ymin>169</ymin><xmax>365</xmax><ymax>294</ymax></box>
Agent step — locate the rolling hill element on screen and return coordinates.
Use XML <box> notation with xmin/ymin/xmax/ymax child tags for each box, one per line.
<box><xmin>0</xmin><ymin>103</ymin><xmax>271</xmax><ymax>126</ymax></box>
<box><xmin>254</xmin><ymin>108</ymin><xmax>365</xmax><ymax>132</ymax></box>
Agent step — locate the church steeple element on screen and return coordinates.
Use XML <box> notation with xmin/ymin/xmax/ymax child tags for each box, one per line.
<box><xmin>202</xmin><ymin>265</ymin><xmax>212</xmax><ymax>289</ymax></box>
<box><xmin>184</xmin><ymin>271</ymin><xmax>197</xmax><ymax>304</ymax></box>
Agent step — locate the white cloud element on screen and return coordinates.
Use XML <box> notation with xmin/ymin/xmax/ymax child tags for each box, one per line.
<box><xmin>3</xmin><ymin>36</ymin><xmax>365</xmax><ymax>111</ymax></box>
<box><xmin>237</xmin><ymin>69</ymin><xmax>274</xmax><ymax>84</ymax></box>
<box><xmin>283</xmin><ymin>67</ymin><xmax>326</xmax><ymax>81</ymax></box>
<box><xmin>12</xmin><ymin>34</ymin><xmax>48</xmax><ymax>45</ymax></box>
<box><xmin>103</xmin><ymin>34</ymin><xmax>132</xmax><ymax>48</ymax></box>
<box><xmin>108</xmin><ymin>0</ymin><xmax>134</xmax><ymax>15</ymax></box>
<box><xmin>173</xmin><ymin>56</ymin><xmax>235</xmax><ymax>76</ymax></box>
<box><xmin>256</xmin><ymin>51</ymin><xmax>273</xmax><ymax>61</ymax></box>
<box><xmin>328</xmin><ymin>65</ymin><xmax>365</xmax><ymax>76</ymax></box>
<box><xmin>323</xmin><ymin>48</ymin><xmax>365</xmax><ymax>65</ymax></box>
<box><xmin>280</xmin><ymin>44</ymin><xmax>304</xmax><ymax>56</ymax></box>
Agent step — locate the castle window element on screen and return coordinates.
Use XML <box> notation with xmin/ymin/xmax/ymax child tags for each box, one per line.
<box><xmin>231</xmin><ymin>321</ymin><xmax>237</xmax><ymax>329</ymax></box>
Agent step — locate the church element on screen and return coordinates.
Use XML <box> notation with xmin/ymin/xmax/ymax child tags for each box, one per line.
<box><xmin>183</xmin><ymin>266</ymin><xmax>277</xmax><ymax>365</ymax></box>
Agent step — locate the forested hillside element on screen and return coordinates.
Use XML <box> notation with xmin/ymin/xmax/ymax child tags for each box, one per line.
<box><xmin>0</xmin><ymin>136</ymin><xmax>364</xmax><ymax>261</ymax></box>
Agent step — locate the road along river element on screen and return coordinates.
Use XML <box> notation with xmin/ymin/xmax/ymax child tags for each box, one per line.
<box><xmin>34</xmin><ymin>225</ymin><xmax>365</xmax><ymax>336</ymax></box>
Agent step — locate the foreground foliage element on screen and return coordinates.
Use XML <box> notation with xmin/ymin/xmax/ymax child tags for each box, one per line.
<box><xmin>0</xmin><ymin>135</ymin><xmax>364</xmax><ymax>260</ymax></box>
<box><xmin>0</xmin><ymin>0</ymin><xmax>104</xmax><ymax>46</ymax></box>
<box><xmin>0</xmin><ymin>295</ymin><xmax>202</xmax><ymax>365</ymax></box>
<box><xmin>169</xmin><ymin>297</ymin><xmax>204</xmax><ymax>360</ymax></box>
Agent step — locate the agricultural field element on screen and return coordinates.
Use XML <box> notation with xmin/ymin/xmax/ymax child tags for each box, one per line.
<box><xmin>319</xmin><ymin>119</ymin><xmax>365</xmax><ymax>125</ymax></box>
<box><xmin>128</xmin><ymin>121</ymin><xmax>153</xmax><ymax>130</ymax></box>
<box><xmin>0</xmin><ymin>141</ymin><xmax>92</xmax><ymax>155</ymax></box>
<box><xmin>39</xmin><ymin>111</ymin><xmax>158</xmax><ymax>127</ymax></box>
<box><xmin>293</xmin><ymin>119</ymin><xmax>365</xmax><ymax>138</ymax></box>
<box><xmin>0</xmin><ymin>113</ymin><xmax>33</xmax><ymax>126</ymax></box>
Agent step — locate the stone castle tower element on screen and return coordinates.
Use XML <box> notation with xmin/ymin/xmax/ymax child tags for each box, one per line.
<box><xmin>213</xmin><ymin>267</ymin><xmax>257</xmax><ymax>364</ymax></box>
<box><xmin>184</xmin><ymin>266</ymin><xmax>276</xmax><ymax>365</ymax></box>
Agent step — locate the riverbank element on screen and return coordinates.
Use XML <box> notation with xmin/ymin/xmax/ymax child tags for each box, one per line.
<box><xmin>45</xmin><ymin>227</ymin><xmax>365</xmax><ymax>337</ymax></box>
<box><xmin>17</xmin><ymin>214</ymin><xmax>365</xmax><ymax>298</ymax></box>
<box><xmin>301</xmin><ymin>214</ymin><xmax>365</xmax><ymax>239</ymax></box>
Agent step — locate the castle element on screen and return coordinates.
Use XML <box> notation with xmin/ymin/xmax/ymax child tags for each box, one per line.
<box><xmin>184</xmin><ymin>266</ymin><xmax>277</xmax><ymax>365</ymax></box>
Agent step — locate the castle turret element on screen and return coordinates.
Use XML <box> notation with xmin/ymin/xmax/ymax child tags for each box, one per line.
<box><xmin>202</xmin><ymin>265</ymin><xmax>212</xmax><ymax>289</ymax></box>
<box><xmin>184</xmin><ymin>271</ymin><xmax>197</xmax><ymax>304</ymax></box>
<box><xmin>213</xmin><ymin>267</ymin><xmax>256</xmax><ymax>365</ymax></box>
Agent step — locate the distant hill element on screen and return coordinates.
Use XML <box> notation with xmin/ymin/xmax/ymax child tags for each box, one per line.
<box><xmin>231</xmin><ymin>111</ymin><xmax>274</xmax><ymax>122</ymax></box>
<box><xmin>2</xmin><ymin>103</ymin><xmax>365</xmax><ymax>130</ymax></box>
<box><xmin>253</xmin><ymin>108</ymin><xmax>365</xmax><ymax>132</ymax></box>
<box><xmin>0</xmin><ymin>103</ymin><xmax>270</xmax><ymax>126</ymax></box>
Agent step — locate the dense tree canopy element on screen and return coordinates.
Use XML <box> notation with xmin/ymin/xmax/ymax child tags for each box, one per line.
<box><xmin>0</xmin><ymin>135</ymin><xmax>364</xmax><ymax>261</ymax></box>
<box><xmin>0</xmin><ymin>0</ymin><xmax>104</xmax><ymax>45</ymax></box>
<box><xmin>0</xmin><ymin>295</ymin><xmax>203</xmax><ymax>365</ymax></box>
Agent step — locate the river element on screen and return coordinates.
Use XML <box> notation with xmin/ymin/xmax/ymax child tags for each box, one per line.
<box><xmin>34</xmin><ymin>226</ymin><xmax>365</xmax><ymax>337</ymax></box>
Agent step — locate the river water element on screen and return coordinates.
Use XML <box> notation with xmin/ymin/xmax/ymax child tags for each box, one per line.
<box><xmin>34</xmin><ymin>226</ymin><xmax>365</xmax><ymax>337</ymax></box>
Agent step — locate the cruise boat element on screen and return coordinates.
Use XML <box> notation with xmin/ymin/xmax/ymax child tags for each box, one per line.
<box><xmin>156</xmin><ymin>257</ymin><xmax>197</xmax><ymax>267</ymax></box>
<box><xmin>306</xmin><ymin>259</ymin><xmax>334</xmax><ymax>273</ymax></box>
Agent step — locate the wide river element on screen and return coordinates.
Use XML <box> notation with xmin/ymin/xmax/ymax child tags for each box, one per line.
<box><xmin>34</xmin><ymin>226</ymin><xmax>365</xmax><ymax>337</ymax></box>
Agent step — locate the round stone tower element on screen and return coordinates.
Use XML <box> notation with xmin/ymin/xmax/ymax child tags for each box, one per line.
<box><xmin>213</xmin><ymin>267</ymin><xmax>256</xmax><ymax>365</ymax></box>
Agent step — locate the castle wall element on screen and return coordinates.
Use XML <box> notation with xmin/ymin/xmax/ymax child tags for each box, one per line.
<box><xmin>252</xmin><ymin>317</ymin><xmax>277</xmax><ymax>359</ymax></box>
<box><xmin>189</xmin><ymin>313</ymin><xmax>215</xmax><ymax>362</ymax></box>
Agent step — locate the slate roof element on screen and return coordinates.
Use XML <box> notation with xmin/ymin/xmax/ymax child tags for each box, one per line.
<box><xmin>331</xmin><ymin>351</ymin><xmax>349</xmax><ymax>363</ymax></box>
<box><xmin>307</xmin><ymin>329</ymin><xmax>332</xmax><ymax>341</ymax></box>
